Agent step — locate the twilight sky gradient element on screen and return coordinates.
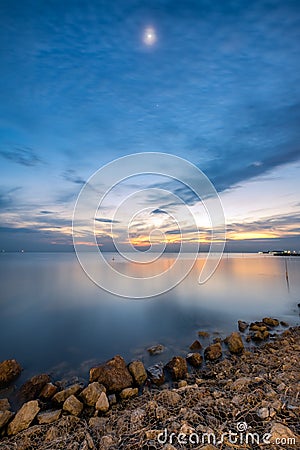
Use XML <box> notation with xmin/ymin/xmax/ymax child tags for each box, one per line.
<box><xmin>0</xmin><ymin>0</ymin><xmax>300</xmax><ymax>252</ymax></box>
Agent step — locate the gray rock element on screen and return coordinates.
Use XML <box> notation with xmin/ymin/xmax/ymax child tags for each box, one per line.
<box><xmin>147</xmin><ymin>363</ymin><xmax>165</xmax><ymax>386</ymax></box>
<box><xmin>37</xmin><ymin>409</ymin><xmax>61</xmax><ymax>424</ymax></box>
<box><xmin>7</xmin><ymin>400</ymin><xmax>40</xmax><ymax>435</ymax></box>
<box><xmin>89</xmin><ymin>355</ymin><xmax>133</xmax><ymax>392</ymax></box>
<box><xmin>128</xmin><ymin>360</ymin><xmax>147</xmax><ymax>385</ymax></box>
<box><xmin>0</xmin><ymin>359</ymin><xmax>22</xmax><ymax>388</ymax></box>
<box><xmin>95</xmin><ymin>391</ymin><xmax>109</xmax><ymax>412</ymax></box>
<box><xmin>63</xmin><ymin>395</ymin><xmax>83</xmax><ymax>416</ymax></box>
<box><xmin>80</xmin><ymin>382</ymin><xmax>106</xmax><ymax>406</ymax></box>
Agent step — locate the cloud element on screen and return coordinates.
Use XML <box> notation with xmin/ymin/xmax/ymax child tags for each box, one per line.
<box><xmin>0</xmin><ymin>146</ymin><xmax>42</xmax><ymax>166</ymax></box>
<box><xmin>95</xmin><ymin>217</ymin><xmax>120</xmax><ymax>224</ymax></box>
<box><xmin>151</xmin><ymin>208</ymin><xmax>169</xmax><ymax>215</ymax></box>
<box><xmin>0</xmin><ymin>186</ymin><xmax>21</xmax><ymax>210</ymax></box>
<box><xmin>63</xmin><ymin>169</ymin><xmax>86</xmax><ymax>186</ymax></box>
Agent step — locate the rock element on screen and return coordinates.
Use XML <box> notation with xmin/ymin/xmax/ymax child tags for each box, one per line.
<box><xmin>163</xmin><ymin>445</ymin><xmax>177</xmax><ymax>450</ymax></box>
<box><xmin>18</xmin><ymin>373</ymin><xmax>51</xmax><ymax>402</ymax></box>
<box><xmin>198</xmin><ymin>331</ymin><xmax>210</xmax><ymax>338</ymax></box>
<box><xmin>40</xmin><ymin>382</ymin><xmax>58</xmax><ymax>399</ymax></box>
<box><xmin>53</xmin><ymin>383</ymin><xmax>82</xmax><ymax>403</ymax></box>
<box><xmin>147</xmin><ymin>363</ymin><xmax>165</xmax><ymax>386</ymax></box>
<box><xmin>80</xmin><ymin>382</ymin><xmax>106</xmax><ymax>406</ymax></box>
<box><xmin>238</xmin><ymin>320</ymin><xmax>249</xmax><ymax>332</ymax></box>
<box><xmin>178</xmin><ymin>380</ymin><xmax>188</xmax><ymax>388</ymax></box>
<box><xmin>37</xmin><ymin>409</ymin><xmax>61</xmax><ymax>424</ymax></box>
<box><xmin>250</xmin><ymin>321</ymin><xmax>267</xmax><ymax>331</ymax></box>
<box><xmin>128</xmin><ymin>360</ymin><xmax>147</xmax><ymax>385</ymax></box>
<box><xmin>156</xmin><ymin>390</ymin><xmax>181</xmax><ymax>408</ymax></box>
<box><xmin>89</xmin><ymin>355</ymin><xmax>133</xmax><ymax>392</ymax></box>
<box><xmin>147</xmin><ymin>344</ymin><xmax>165</xmax><ymax>355</ymax></box>
<box><xmin>204</xmin><ymin>342</ymin><xmax>222</xmax><ymax>361</ymax></box>
<box><xmin>95</xmin><ymin>391</ymin><xmax>109</xmax><ymax>412</ymax></box>
<box><xmin>189</xmin><ymin>340</ymin><xmax>202</xmax><ymax>350</ymax></box>
<box><xmin>263</xmin><ymin>317</ymin><xmax>279</xmax><ymax>327</ymax></box>
<box><xmin>257</xmin><ymin>407</ymin><xmax>270</xmax><ymax>419</ymax></box>
<box><xmin>7</xmin><ymin>400</ymin><xmax>40</xmax><ymax>435</ymax></box>
<box><xmin>251</xmin><ymin>330</ymin><xmax>269</xmax><ymax>341</ymax></box>
<box><xmin>63</xmin><ymin>395</ymin><xmax>83</xmax><ymax>416</ymax></box>
<box><xmin>0</xmin><ymin>398</ymin><xmax>10</xmax><ymax>411</ymax></box>
<box><xmin>99</xmin><ymin>435</ymin><xmax>115</xmax><ymax>449</ymax></box>
<box><xmin>165</xmin><ymin>356</ymin><xmax>187</xmax><ymax>380</ymax></box>
<box><xmin>120</xmin><ymin>387</ymin><xmax>138</xmax><ymax>400</ymax></box>
<box><xmin>0</xmin><ymin>359</ymin><xmax>22</xmax><ymax>388</ymax></box>
<box><xmin>226</xmin><ymin>332</ymin><xmax>244</xmax><ymax>354</ymax></box>
<box><xmin>0</xmin><ymin>410</ymin><xmax>13</xmax><ymax>429</ymax></box>
<box><xmin>270</xmin><ymin>422</ymin><xmax>298</xmax><ymax>444</ymax></box>
<box><xmin>280</xmin><ymin>321</ymin><xmax>289</xmax><ymax>327</ymax></box>
<box><xmin>186</xmin><ymin>352</ymin><xmax>203</xmax><ymax>367</ymax></box>
<box><xmin>103</xmin><ymin>395</ymin><xmax>114</xmax><ymax>408</ymax></box>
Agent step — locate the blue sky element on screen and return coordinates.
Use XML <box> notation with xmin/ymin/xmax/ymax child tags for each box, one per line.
<box><xmin>0</xmin><ymin>0</ymin><xmax>300</xmax><ymax>251</ymax></box>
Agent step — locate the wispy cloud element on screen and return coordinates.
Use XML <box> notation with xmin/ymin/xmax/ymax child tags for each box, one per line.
<box><xmin>0</xmin><ymin>146</ymin><xmax>42</xmax><ymax>166</ymax></box>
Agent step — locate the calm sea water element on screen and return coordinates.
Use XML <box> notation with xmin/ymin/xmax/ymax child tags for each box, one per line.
<box><xmin>0</xmin><ymin>252</ymin><xmax>299</xmax><ymax>383</ymax></box>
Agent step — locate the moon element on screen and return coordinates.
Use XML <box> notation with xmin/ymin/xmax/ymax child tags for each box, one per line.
<box><xmin>143</xmin><ymin>27</ymin><xmax>157</xmax><ymax>46</ymax></box>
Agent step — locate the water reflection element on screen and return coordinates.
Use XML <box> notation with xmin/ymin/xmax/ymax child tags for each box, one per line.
<box><xmin>0</xmin><ymin>253</ymin><xmax>298</xmax><ymax>381</ymax></box>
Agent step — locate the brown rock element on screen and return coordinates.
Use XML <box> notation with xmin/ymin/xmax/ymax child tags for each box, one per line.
<box><xmin>270</xmin><ymin>422</ymin><xmax>297</xmax><ymax>444</ymax></box>
<box><xmin>0</xmin><ymin>398</ymin><xmax>10</xmax><ymax>411</ymax></box>
<box><xmin>120</xmin><ymin>387</ymin><xmax>138</xmax><ymax>400</ymax></box>
<box><xmin>80</xmin><ymin>382</ymin><xmax>106</xmax><ymax>406</ymax></box>
<box><xmin>198</xmin><ymin>331</ymin><xmax>210</xmax><ymax>338</ymax></box>
<box><xmin>186</xmin><ymin>352</ymin><xmax>203</xmax><ymax>367</ymax></box>
<box><xmin>0</xmin><ymin>410</ymin><xmax>13</xmax><ymax>429</ymax></box>
<box><xmin>226</xmin><ymin>332</ymin><xmax>244</xmax><ymax>354</ymax></box>
<box><xmin>63</xmin><ymin>395</ymin><xmax>83</xmax><ymax>416</ymax></box>
<box><xmin>147</xmin><ymin>364</ymin><xmax>165</xmax><ymax>386</ymax></box>
<box><xmin>0</xmin><ymin>359</ymin><xmax>22</xmax><ymax>388</ymax></box>
<box><xmin>37</xmin><ymin>409</ymin><xmax>61</xmax><ymax>424</ymax></box>
<box><xmin>7</xmin><ymin>400</ymin><xmax>40</xmax><ymax>435</ymax></box>
<box><xmin>280</xmin><ymin>321</ymin><xmax>289</xmax><ymax>327</ymax></box>
<box><xmin>238</xmin><ymin>320</ymin><xmax>249</xmax><ymax>332</ymax></box>
<box><xmin>250</xmin><ymin>322</ymin><xmax>267</xmax><ymax>332</ymax></box>
<box><xmin>165</xmin><ymin>356</ymin><xmax>187</xmax><ymax>381</ymax></box>
<box><xmin>40</xmin><ymin>382</ymin><xmax>58</xmax><ymax>399</ymax></box>
<box><xmin>252</xmin><ymin>330</ymin><xmax>270</xmax><ymax>341</ymax></box>
<box><xmin>189</xmin><ymin>340</ymin><xmax>202</xmax><ymax>351</ymax></box>
<box><xmin>95</xmin><ymin>391</ymin><xmax>109</xmax><ymax>412</ymax></box>
<box><xmin>53</xmin><ymin>383</ymin><xmax>82</xmax><ymax>403</ymax></box>
<box><xmin>89</xmin><ymin>355</ymin><xmax>133</xmax><ymax>392</ymax></box>
<box><xmin>263</xmin><ymin>317</ymin><xmax>279</xmax><ymax>327</ymax></box>
<box><xmin>147</xmin><ymin>344</ymin><xmax>165</xmax><ymax>355</ymax></box>
<box><xmin>18</xmin><ymin>373</ymin><xmax>50</xmax><ymax>402</ymax></box>
<box><xmin>155</xmin><ymin>390</ymin><xmax>181</xmax><ymax>407</ymax></box>
<box><xmin>204</xmin><ymin>342</ymin><xmax>222</xmax><ymax>361</ymax></box>
<box><xmin>128</xmin><ymin>360</ymin><xmax>147</xmax><ymax>385</ymax></box>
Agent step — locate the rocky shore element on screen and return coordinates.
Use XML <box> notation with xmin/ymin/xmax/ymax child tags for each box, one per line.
<box><xmin>0</xmin><ymin>317</ymin><xmax>299</xmax><ymax>449</ymax></box>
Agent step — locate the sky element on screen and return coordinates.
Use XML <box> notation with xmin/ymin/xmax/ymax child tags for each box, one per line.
<box><xmin>0</xmin><ymin>0</ymin><xmax>300</xmax><ymax>252</ymax></box>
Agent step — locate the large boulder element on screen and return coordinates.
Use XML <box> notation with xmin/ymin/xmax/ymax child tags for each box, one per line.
<box><xmin>89</xmin><ymin>355</ymin><xmax>133</xmax><ymax>392</ymax></box>
<box><xmin>0</xmin><ymin>359</ymin><xmax>22</xmax><ymax>388</ymax></box>
<box><xmin>7</xmin><ymin>400</ymin><xmax>40</xmax><ymax>435</ymax></box>
<box><xmin>226</xmin><ymin>332</ymin><xmax>244</xmax><ymax>354</ymax></box>
<box><xmin>128</xmin><ymin>361</ymin><xmax>147</xmax><ymax>386</ymax></box>
<box><xmin>40</xmin><ymin>382</ymin><xmax>58</xmax><ymax>400</ymax></box>
<box><xmin>204</xmin><ymin>342</ymin><xmax>222</xmax><ymax>361</ymax></box>
<box><xmin>80</xmin><ymin>382</ymin><xmax>106</xmax><ymax>406</ymax></box>
<box><xmin>165</xmin><ymin>357</ymin><xmax>187</xmax><ymax>381</ymax></box>
<box><xmin>0</xmin><ymin>410</ymin><xmax>13</xmax><ymax>429</ymax></box>
<box><xmin>18</xmin><ymin>374</ymin><xmax>51</xmax><ymax>403</ymax></box>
